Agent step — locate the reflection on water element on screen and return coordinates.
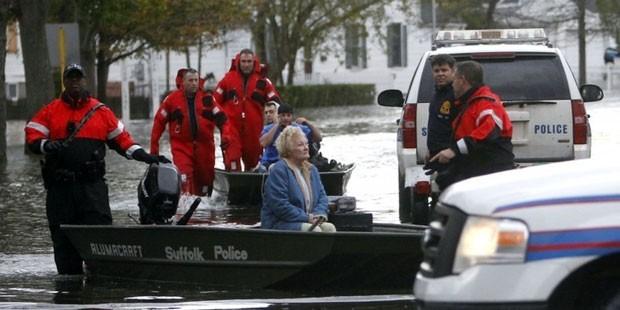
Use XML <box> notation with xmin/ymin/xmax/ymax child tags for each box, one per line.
<box><xmin>0</xmin><ymin>104</ymin><xmax>414</xmax><ymax>307</ymax></box>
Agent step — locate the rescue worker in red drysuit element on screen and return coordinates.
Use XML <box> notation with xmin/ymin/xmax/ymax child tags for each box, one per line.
<box><xmin>25</xmin><ymin>64</ymin><xmax>169</xmax><ymax>275</ymax></box>
<box><xmin>213</xmin><ymin>48</ymin><xmax>281</xmax><ymax>171</ymax></box>
<box><xmin>151</xmin><ymin>68</ymin><xmax>229</xmax><ymax>196</ymax></box>
<box><xmin>429</xmin><ymin>60</ymin><xmax>514</xmax><ymax>190</ymax></box>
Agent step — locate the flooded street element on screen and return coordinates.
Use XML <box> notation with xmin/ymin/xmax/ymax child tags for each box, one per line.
<box><xmin>0</xmin><ymin>94</ymin><xmax>619</xmax><ymax>308</ymax></box>
<box><xmin>0</xmin><ymin>104</ymin><xmax>415</xmax><ymax>308</ymax></box>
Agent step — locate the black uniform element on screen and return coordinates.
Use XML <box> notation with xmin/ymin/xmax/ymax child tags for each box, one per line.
<box><xmin>26</xmin><ymin>64</ymin><xmax>166</xmax><ymax>275</ymax></box>
<box><xmin>427</xmin><ymin>83</ymin><xmax>457</xmax><ymax>157</ymax></box>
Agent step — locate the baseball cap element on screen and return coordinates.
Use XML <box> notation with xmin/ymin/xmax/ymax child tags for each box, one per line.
<box><xmin>63</xmin><ymin>64</ymin><xmax>85</xmax><ymax>78</ymax></box>
<box><xmin>278</xmin><ymin>102</ymin><xmax>293</xmax><ymax>114</ymax></box>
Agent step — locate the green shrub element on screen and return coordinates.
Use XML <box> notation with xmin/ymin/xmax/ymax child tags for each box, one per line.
<box><xmin>8</xmin><ymin>96</ymin><xmax>152</xmax><ymax>120</ymax></box>
<box><xmin>106</xmin><ymin>96</ymin><xmax>151</xmax><ymax>119</ymax></box>
<box><xmin>278</xmin><ymin>84</ymin><xmax>375</xmax><ymax>108</ymax></box>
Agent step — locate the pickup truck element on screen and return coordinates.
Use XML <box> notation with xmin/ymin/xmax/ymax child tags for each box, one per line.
<box><xmin>414</xmin><ymin>158</ymin><xmax>620</xmax><ymax>309</ymax></box>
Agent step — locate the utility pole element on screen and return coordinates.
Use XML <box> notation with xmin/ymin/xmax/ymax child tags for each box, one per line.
<box><xmin>577</xmin><ymin>0</ymin><xmax>586</xmax><ymax>85</ymax></box>
<box><xmin>149</xmin><ymin>51</ymin><xmax>159</xmax><ymax>119</ymax></box>
<box><xmin>121</xmin><ymin>58</ymin><xmax>130</xmax><ymax>125</ymax></box>
<box><xmin>432</xmin><ymin>0</ymin><xmax>437</xmax><ymax>40</ymax></box>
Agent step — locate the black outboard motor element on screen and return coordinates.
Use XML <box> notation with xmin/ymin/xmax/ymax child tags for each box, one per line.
<box><xmin>137</xmin><ymin>163</ymin><xmax>181</xmax><ymax>224</ymax></box>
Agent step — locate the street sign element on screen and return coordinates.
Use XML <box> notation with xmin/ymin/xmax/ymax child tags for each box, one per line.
<box><xmin>45</xmin><ymin>23</ymin><xmax>80</xmax><ymax>68</ymax></box>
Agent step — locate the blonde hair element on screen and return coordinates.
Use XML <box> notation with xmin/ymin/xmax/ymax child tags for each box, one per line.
<box><xmin>275</xmin><ymin>126</ymin><xmax>306</xmax><ymax>159</ymax></box>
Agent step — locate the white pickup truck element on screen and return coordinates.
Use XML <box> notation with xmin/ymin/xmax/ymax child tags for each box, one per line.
<box><xmin>414</xmin><ymin>158</ymin><xmax>620</xmax><ymax>309</ymax></box>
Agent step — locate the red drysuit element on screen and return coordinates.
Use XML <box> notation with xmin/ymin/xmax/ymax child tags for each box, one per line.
<box><xmin>151</xmin><ymin>69</ymin><xmax>228</xmax><ymax>196</ymax></box>
<box><xmin>213</xmin><ymin>53</ymin><xmax>280</xmax><ymax>171</ymax></box>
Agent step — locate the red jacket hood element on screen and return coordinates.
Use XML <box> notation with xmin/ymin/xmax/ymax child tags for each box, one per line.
<box><xmin>456</xmin><ymin>85</ymin><xmax>500</xmax><ymax>108</ymax></box>
<box><xmin>175</xmin><ymin>68</ymin><xmax>206</xmax><ymax>90</ymax></box>
<box><xmin>175</xmin><ymin>68</ymin><xmax>188</xmax><ymax>89</ymax></box>
<box><xmin>230</xmin><ymin>52</ymin><xmax>262</xmax><ymax>74</ymax></box>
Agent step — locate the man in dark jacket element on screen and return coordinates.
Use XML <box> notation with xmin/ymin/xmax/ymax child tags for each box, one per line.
<box><xmin>25</xmin><ymin>64</ymin><xmax>169</xmax><ymax>274</ymax></box>
<box><xmin>429</xmin><ymin>60</ymin><xmax>514</xmax><ymax>190</ymax></box>
<box><xmin>425</xmin><ymin>54</ymin><xmax>457</xmax><ymax>174</ymax></box>
<box><xmin>427</xmin><ymin>54</ymin><xmax>457</xmax><ymax>156</ymax></box>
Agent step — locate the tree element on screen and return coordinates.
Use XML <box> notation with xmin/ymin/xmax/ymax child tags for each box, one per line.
<box><xmin>597</xmin><ymin>0</ymin><xmax>620</xmax><ymax>45</ymax></box>
<box><xmin>249</xmin><ymin>0</ymin><xmax>392</xmax><ymax>85</ymax></box>
<box><xmin>49</xmin><ymin>0</ymin><xmax>243</xmax><ymax>100</ymax></box>
<box><xmin>146</xmin><ymin>0</ymin><xmax>245</xmax><ymax>90</ymax></box>
<box><xmin>0</xmin><ymin>0</ymin><xmax>16</xmax><ymax>166</ymax></box>
<box><xmin>16</xmin><ymin>0</ymin><xmax>55</xmax><ymax>119</ymax></box>
<box><xmin>49</xmin><ymin>1</ymin><xmax>167</xmax><ymax>101</ymax></box>
<box><xmin>434</xmin><ymin>0</ymin><xmax>501</xmax><ymax>29</ymax></box>
<box><xmin>434</xmin><ymin>0</ymin><xmax>595</xmax><ymax>84</ymax></box>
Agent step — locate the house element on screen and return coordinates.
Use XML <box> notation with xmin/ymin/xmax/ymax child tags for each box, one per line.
<box><xmin>5</xmin><ymin>0</ymin><xmax>617</xmax><ymax>107</ymax></box>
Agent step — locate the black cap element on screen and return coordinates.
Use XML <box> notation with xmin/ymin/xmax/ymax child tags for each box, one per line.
<box><xmin>63</xmin><ymin>64</ymin><xmax>85</xmax><ymax>78</ymax></box>
<box><xmin>278</xmin><ymin>102</ymin><xmax>293</xmax><ymax>114</ymax></box>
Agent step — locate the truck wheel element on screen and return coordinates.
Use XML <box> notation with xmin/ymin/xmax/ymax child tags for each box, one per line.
<box><xmin>398</xmin><ymin>176</ymin><xmax>412</xmax><ymax>223</ymax></box>
<box><xmin>592</xmin><ymin>282</ymin><xmax>620</xmax><ymax>310</ymax></box>
<box><xmin>573</xmin><ymin>277</ymin><xmax>620</xmax><ymax>310</ymax></box>
<box><xmin>603</xmin><ymin>291</ymin><xmax>620</xmax><ymax>310</ymax></box>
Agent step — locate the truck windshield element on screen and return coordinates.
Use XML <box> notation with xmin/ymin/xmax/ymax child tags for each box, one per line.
<box><xmin>417</xmin><ymin>53</ymin><xmax>571</xmax><ymax>102</ymax></box>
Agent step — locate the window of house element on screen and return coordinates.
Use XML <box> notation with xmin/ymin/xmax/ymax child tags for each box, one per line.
<box><xmin>6</xmin><ymin>83</ymin><xmax>17</xmax><ymax>101</ymax></box>
<box><xmin>387</xmin><ymin>23</ymin><xmax>407</xmax><ymax>67</ymax></box>
<box><xmin>345</xmin><ymin>24</ymin><xmax>367</xmax><ymax>69</ymax></box>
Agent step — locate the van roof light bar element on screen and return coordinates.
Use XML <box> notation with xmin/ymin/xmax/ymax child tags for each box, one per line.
<box><xmin>432</xmin><ymin>28</ymin><xmax>551</xmax><ymax>50</ymax></box>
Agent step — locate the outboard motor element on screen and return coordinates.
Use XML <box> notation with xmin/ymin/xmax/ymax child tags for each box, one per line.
<box><xmin>137</xmin><ymin>163</ymin><xmax>181</xmax><ymax>224</ymax></box>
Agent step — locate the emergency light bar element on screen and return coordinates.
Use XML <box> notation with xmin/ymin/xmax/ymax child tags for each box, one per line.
<box><xmin>432</xmin><ymin>28</ymin><xmax>550</xmax><ymax>49</ymax></box>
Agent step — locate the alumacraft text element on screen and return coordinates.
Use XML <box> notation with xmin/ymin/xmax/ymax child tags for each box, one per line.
<box><xmin>90</xmin><ymin>243</ymin><xmax>143</xmax><ymax>258</ymax></box>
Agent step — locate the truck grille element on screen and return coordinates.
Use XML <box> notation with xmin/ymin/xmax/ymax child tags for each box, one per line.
<box><xmin>419</xmin><ymin>203</ymin><xmax>467</xmax><ymax>278</ymax></box>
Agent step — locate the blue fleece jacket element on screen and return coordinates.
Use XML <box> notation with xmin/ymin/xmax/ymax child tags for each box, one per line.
<box><xmin>261</xmin><ymin>159</ymin><xmax>329</xmax><ymax>230</ymax></box>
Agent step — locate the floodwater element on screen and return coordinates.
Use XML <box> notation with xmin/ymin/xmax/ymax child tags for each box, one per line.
<box><xmin>0</xmin><ymin>104</ymin><xmax>416</xmax><ymax>309</ymax></box>
<box><xmin>1</xmin><ymin>94</ymin><xmax>619</xmax><ymax>309</ymax></box>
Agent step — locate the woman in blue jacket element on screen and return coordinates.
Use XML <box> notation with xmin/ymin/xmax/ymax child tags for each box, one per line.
<box><xmin>261</xmin><ymin>126</ymin><xmax>336</xmax><ymax>232</ymax></box>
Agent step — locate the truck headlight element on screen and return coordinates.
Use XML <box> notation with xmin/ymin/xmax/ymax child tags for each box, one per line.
<box><xmin>453</xmin><ymin>216</ymin><xmax>529</xmax><ymax>274</ymax></box>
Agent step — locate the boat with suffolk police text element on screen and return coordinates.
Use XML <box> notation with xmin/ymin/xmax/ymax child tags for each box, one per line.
<box><xmin>62</xmin><ymin>223</ymin><xmax>424</xmax><ymax>290</ymax></box>
<box><xmin>62</xmin><ymin>163</ymin><xmax>423</xmax><ymax>290</ymax></box>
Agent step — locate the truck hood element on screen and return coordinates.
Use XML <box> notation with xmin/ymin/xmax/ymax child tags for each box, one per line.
<box><xmin>440</xmin><ymin>158</ymin><xmax>620</xmax><ymax>216</ymax></box>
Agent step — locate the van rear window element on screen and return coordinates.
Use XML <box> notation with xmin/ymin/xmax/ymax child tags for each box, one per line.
<box><xmin>417</xmin><ymin>54</ymin><xmax>571</xmax><ymax>102</ymax></box>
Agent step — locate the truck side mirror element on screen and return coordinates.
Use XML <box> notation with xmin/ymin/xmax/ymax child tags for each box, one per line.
<box><xmin>580</xmin><ymin>84</ymin><xmax>604</xmax><ymax>102</ymax></box>
<box><xmin>377</xmin><ymin>89</ymin><xmax>405</xmax><ymax>107</ymax></box>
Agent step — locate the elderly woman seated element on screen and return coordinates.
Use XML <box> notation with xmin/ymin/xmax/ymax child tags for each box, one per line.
<box><xmin>261</xmin><ymin>126</ymin><xmax>336</xmax><ymax>232</ymax></box>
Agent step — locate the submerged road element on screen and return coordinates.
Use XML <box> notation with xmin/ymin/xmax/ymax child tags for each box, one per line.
<box><xmin>0</xmin><ymin>94</ymin><xmax>618</xmax><ymax>306</ymax></box>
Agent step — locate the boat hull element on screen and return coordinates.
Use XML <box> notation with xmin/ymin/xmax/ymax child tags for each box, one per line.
<box><xmin>214</xmin><ymin>164</ymin><xmax>355</xmax><ymax>205</ymax></box>
<box><xmin>62</xmin><ymin>223</ymin><xmax>424</xmax><ymax>290</ymax></box>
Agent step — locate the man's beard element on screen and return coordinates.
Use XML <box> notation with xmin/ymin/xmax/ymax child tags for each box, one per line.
<box><xmin>62</xmin><ymin>87</ymin><xmax>89</xmax><ymax>108</ymax></box>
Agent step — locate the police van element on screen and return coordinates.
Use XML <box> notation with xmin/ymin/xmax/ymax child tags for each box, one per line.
<box><xmin>378</xmin><ymin>29</ymin><xmax>604</xmax><ymax>224</ymax></box>
<box><xmin>414</xmin><ymin>158</ymin><xmax>620</xmax><ymax>309</ymax></box>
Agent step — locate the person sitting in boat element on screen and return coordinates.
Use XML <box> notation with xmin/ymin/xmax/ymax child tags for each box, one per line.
<box><xmin>264</xmin><ymin>100</ymin><xmax>279</xmax><ymax>125</ymax></box>
<box><xmin>260</xmin><ymin>102</ymin><xmax>322</xmax><ymax>169</ymax></box>
<box><xmin>261</xmin><ymin>126</ymin><xmax>336</xmax><ymax>232</ymax></box>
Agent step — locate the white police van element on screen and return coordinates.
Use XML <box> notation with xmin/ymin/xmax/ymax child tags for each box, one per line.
<box><xmin>414</xmin><ymin>158</ymin><xmax>620</xmax><ymax>309</ymax></box>
<box><xmin>378</xmin><ymin>29</ymin><xmax>604</xmax><ymax>224</ymax></box>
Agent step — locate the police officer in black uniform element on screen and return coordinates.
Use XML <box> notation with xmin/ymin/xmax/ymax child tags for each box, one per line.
<box><xmin>25</xmin><ymin>64</ymin><xmax>169</xmax><ymax>274</ymax></box>
<box><xmin>426</xmin><ymin>54</ymin><xmax>458</xmax><ymax>171</ymax></box>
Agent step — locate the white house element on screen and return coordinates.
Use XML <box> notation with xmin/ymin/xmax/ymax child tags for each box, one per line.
<box><xmin>5</xmin><ymin>0</ymin><xmax>618</xmax><ymax>106</ymax></box>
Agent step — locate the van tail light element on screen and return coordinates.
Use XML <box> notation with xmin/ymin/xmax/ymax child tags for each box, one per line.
<box><xmin>402</xmin><ymin>104</ymin><xmax>417</xmax><ymax>148</ymax></box>
<box><xmin>571</xmin><ymin>99</ymin><xmax>588</xmax><ymax>145</ymax></box>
